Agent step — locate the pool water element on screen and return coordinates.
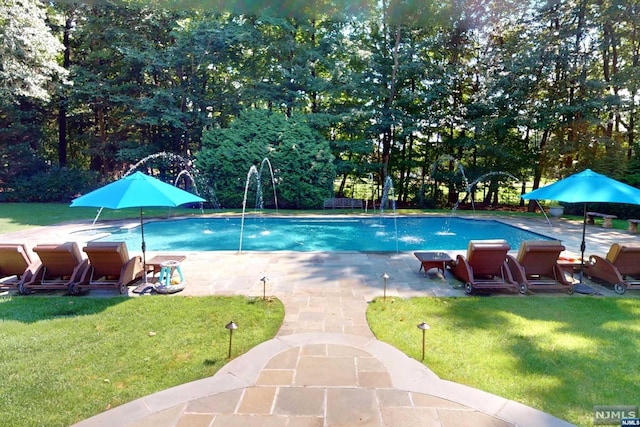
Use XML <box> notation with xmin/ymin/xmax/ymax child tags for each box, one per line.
<box><xmin>95</xmin><ymin>216</ymin><xmax>550</xmax><ymax>252</ymax></box>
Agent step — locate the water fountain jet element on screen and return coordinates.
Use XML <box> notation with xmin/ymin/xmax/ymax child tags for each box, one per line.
<box><xmin>380</xmin><ymin>176</ymin><xmax>396</xmax><ymax>215</ymax></box>
<box><xmin>429</xmin><ymin>155</ymin><xmax>470</xmax><ymax>201</ymax></box>
<box><xmin>258</xmin><ymin>158</ymin><xmax>279</xmax><ymax>211</ymax></box>
<box><xmin>464</xmin><ymin>171</ymin><xmax>520</xmax><ymax>213</ymax></box>
<box><xmin>379</xmin><ymin>176</ymin><xmax>399</xmax><ymax>253</ymax></box>
<box><xmin>125</xmin><ymin>151</ymin><xmax>220</xmax><ymax>209</ymax></box>
<box><xmin>238</xmin><ymin>158</ymin><xmax>279</xmax><ymax>254</ymax></box>
<box><xmin>367</xmin><ymin>172</ymin><xmax>375</xmax><ymax>213</ymax></box>
<box><xmin>239</xmin><ymin>165</ymin><xmax>259</xmax><ymax>254</ymax></box>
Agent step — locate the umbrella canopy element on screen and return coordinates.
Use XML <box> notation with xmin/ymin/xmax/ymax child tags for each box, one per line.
<box><xmin>521</xmin><ymin>169</ymin><xmax>640</xmax><ymax>205</ymax></box>
<box><xmin>70</xmin><ymin>171</ymin><xmax>205</xmax><ymax>209</ymax></box>
<box><xmin>70</xmin><ymin>171</ymin><xmax>206</xmax><ymax>280</ymax></box>
<box><xmin>522</xmin><ymin>168</ymin><xmax>640</xmax><ymax>293</ymax></box>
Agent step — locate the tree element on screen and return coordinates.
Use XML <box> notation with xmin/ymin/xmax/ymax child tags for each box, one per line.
<box><xmin>0</xmin><ymin>0</ymin><xmax>69</xmax><ymax>192</ymax></box>
<box><xmin>0</xmin><ymin>0</ymin><xmax>67</xmax><ymax>102</ymax></box>
<box><xmin>197</xmin><ymin>108</ymin><xmax>335</xmax><ymax>208</ymax></box>
<box><xmin>5</xmin><ymin>0</ymin><xmax>640</xmax><ymax>208</ymax></box>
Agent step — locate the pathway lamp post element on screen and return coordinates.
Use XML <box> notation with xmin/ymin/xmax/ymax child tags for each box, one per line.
<box><xmin>417</xmin><ymin>321</ymin><xmax>430</xmax><ymax>361</ymax></box>
<box><xmin>225</xmin><ymin>321</ymin><xmax>238</xmax><ymax>359</ymax></box>
<box><xmin>261</xmin><ymin>276</ymin><xmax>267</xmax><ymax>300</ymax></box>
<box><xmin>381</xmin><ymin>273</ymin><xmax>389</xmax><ymax>300</ymax></box>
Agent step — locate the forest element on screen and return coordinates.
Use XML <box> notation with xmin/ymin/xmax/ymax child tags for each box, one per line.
<box><xmin>2</xmin><ymin>0</ymin><xmax>640</xmax><ymax>210</ymax></box>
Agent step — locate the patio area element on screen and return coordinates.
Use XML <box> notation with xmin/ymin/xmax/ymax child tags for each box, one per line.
<box><xmin>1</xmin><ymin>214</ymin><xmax>630</xmax><ymax>301</ymax></box>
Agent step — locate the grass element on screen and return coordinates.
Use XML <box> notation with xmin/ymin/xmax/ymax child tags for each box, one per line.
<box><xmin>367</xmin><ymin>297</ymin><xmax>640</xmax><ymax>426</ymax></box>
<box><xmin>0</xmin><ymin>295</ymin><xmax>284</xmax><ymax>426</ymax></box>
<box><xmin>0</xmin><ymin>203</ymin><xmax>224</xmax><ymax>234</ymax></box>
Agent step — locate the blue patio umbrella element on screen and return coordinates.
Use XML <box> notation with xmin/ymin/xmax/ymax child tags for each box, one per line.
<box><xmin>522</xmin><ymin>169</ymin><xmax>640</xmax><ymax>293</ymax></box>
<box><xmin>70</xmin><ymin>171</ymin><xmax>205</xmax><ymax>279</ymax></box>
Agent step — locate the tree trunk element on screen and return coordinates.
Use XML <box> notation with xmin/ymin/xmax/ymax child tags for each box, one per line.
<box><xmin>338</xmin><ymin>174</ymin><xmax>347</xmax><ymax>197</ymax></box>
<box><xmin>381</xmin><ymin>25</ymin><xmax>401</xmax><ymax>179</ymax></box>
<box><xmin>57</xmin><ymin>17</ymin><xmax>73</xmax><ymax>167</ymax></box>
<box><xmin>527</xmin><ymin>128</ymin><xmax>550</xmax><ymax>212</ymax></box>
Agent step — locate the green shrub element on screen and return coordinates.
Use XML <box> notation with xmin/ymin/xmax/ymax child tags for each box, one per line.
<box><xmin>4</xmin><ymin>167</ymin><xmax>99</xmax><ymax>202</ymax></box>
<box><xmin>197</xmin><ymin>109</ymin><xmax>335</xmax><ymax>209</ymax></box>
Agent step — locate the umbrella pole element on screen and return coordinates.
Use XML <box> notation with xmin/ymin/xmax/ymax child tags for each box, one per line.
<box><xmin>140</xmin><ymin>208</ymin><xmax>147</xmax><ymax>283</ymax></box>
<box><xmin>579</xmin><ymin>203</ymin><xmax>587</xmax><ymax>283</ymax></box>
<box><xmin>573</xmin><ymin>203</ymin><xmax>597</xmax><ymax>294</ymax></box>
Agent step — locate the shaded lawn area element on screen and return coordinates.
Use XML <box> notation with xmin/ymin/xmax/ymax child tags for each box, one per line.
<box><xmin>368</xmin><ymin>297</ymin><xmax>640</xmax><ymax>427</ymax></box>
<box><xmin>0</xmin><ymin>202</ymin><xmax>218</xmax><ymax>233</ymax></box>
<box><xmin>0</xmin><ymin>295</ymin><xmax>283</xmax><ymax>427</ymax></box>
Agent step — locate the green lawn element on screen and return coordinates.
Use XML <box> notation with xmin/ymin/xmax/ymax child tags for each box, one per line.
<box><xmin>368</xmin><ymin>297</ymin><xmax>640</xmax><ymax>426</ymax></box>
<box><xmin>0</xmin><ymin>202</ymin><xmax>222</xmax><ymax>234</ymax></box>
<box><xmin>0</xmin><ymin>295</ymin><xmax>284</xmax><ymax>426</ymax></box>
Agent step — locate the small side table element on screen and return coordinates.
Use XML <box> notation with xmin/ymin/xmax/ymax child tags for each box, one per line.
<box><xmin>414</xmin><ymin>252</ymin><xmax>453</xmax><ymax>276</ymax></box>
<box><xmin>146</xmin><ymin>255</ymin><xmax>187</xmax><ymax>277</ymax></box>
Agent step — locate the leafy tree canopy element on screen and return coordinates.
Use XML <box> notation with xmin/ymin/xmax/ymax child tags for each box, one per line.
<box><xmin>0</xmin><ymin>0</ymin><xmax>68</xmax><ymax>102</ymax></box>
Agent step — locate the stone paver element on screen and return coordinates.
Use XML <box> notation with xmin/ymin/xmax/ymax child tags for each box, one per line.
<box><xmin>1</xmin><ymin>214</ymin><xmax>624</xmax><ymax>427</ymax></box>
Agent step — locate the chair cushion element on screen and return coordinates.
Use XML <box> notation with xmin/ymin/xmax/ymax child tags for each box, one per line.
<box><xmin>0</xmin><ymin>244</ymin><xmax>32</xmax><ymax>276</ymax></box>
<box><xmin>607</xmin><ymin>244</ymin><xmax>640</xmax><ymax>276</ymax></box>
<box><xmin>33</xmin><ymin>242</ymin><xmax>83</xmax><ymax>276</ymax></box>
<box><xmin>467</xmin><ymin>240</ymin><xmax>510</xmax><ymax>276</ymax></box>
<box><xmin>83</xmin><ymin>242</ymin><xmax>130</xmax><ymax>276</ymax></box>
<box><xmin>517</xmin><ymin>240</ymin><xmax>565</xmax><ymax>276</ymax></box>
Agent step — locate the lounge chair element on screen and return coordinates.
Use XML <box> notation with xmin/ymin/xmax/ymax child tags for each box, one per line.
<box><xmin>0</xmin><ymin>244</ymin><xmax>40</xmax><ymax>290</ymax></box>
<box><xmin>587</xmin><ymin>243</ymin><xmax>640</xmax><ymax>294</ymax></box>
<box><xmin>506</xmin><ymin>240</ymin><xmax>574</xmax><ymax>294</ymax></box>
<box><xmin>451</xmin><ymin>239</ymin><xmax>520</xmax><ymax>294</ymax></box>
<box><xmin>20</xmin><ymin>242</ymin><xmax>88</xmax><ymax>294</ymax></box>
<box><xmin>72</xmin><ymin>241</ymin><xmax>145</xmax><ymax>294</ymax></box>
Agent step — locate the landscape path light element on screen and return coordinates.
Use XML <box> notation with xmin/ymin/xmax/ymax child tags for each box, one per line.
<box><xmin>381</xmin><ymin>273</ymin><xmax>389</xmax><ymax>300</ymax></box>
<box><xmin>260</xmin><ymin>276</ymin><xmax>267</xmax><ymax>300</ymax></box>
<box><xmin>225</xmin><ymin>321</ymin><xmax>238</xmax><ymax>359</ymax></box>
<box><xmin>417</xmin><ymin>321</ymin><xmax>430</xmax><ymax>361</ymax></box>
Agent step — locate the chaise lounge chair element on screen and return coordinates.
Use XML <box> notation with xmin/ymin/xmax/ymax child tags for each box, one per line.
<box><xmin>587</xmin><ymin>243</ymin><xmax>640</xmax><ymax>294</ymax></box>
<box><xmin>506</xmin><ymin>240</ymin><xmax>574</xmax><ymax>294</ymax></box>
<box><xmin>451</xmin><ymin>239</ymin><xmax>521</xmax><ymax>295</ymax></box>
<box><xmin>72</xmin><ymin>241</ymin><xmax>145</xmax><ymax>294</ymax></box>
<box><xmin>19</xmin><ymin>242</ymin><xmax>88</xmax><ymax>294</ymax></box>
<box><xmin>0</xmin><ymin>244</ymin><xmax>40</xmax><ymax>290</ymax></box>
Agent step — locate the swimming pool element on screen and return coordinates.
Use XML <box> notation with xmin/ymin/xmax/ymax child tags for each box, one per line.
<box><xmin>93</xmin><ymin>216</ymin><xmax>551</xmax><ymax>252</ymax></box>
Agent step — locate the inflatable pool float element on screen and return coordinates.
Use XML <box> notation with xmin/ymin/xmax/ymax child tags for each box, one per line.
<box><xmin>154</xmin><ymin>278</ymin><xmax>186</xmax><ymax>294</ymax></box>
<box><xmin>154</xmin><ymin>260</ymin><xmax>186</xmax><ymax>294</ymax></box>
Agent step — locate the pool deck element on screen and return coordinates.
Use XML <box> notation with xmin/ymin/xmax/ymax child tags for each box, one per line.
<box><xmin>1</xmin><ymin>214</ymin><xmax>636</xmax><ymax>427</ymax></box>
